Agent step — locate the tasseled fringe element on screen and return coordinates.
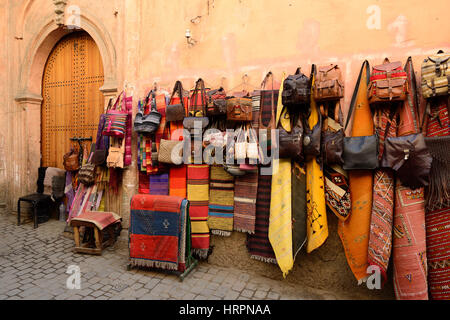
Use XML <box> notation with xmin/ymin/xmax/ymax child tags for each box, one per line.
<box><xmin>425</xmin><ymin>137</ymin><xmax>450</xmax><ymax>211</ymax></box>
<box><xmin>129</xmin><ymin>258</ymin><xmax>178</xmax><ymax>271</ymax></box>
<box><xmin>211</xmin><ymin>230</ymin><xmax>231</xmax><ymax>237</ymax></box>
<box><xmin>234</xmin><ymin>227</ymin><xmax>255</xmax><ymax>235</ymax></box>
<box><xmin>250</xmin><ymin>255</ymin><xmax>277</xmax><ymax>265</ymax></box>
<box><xmin>192</xmin><ymin>248</ymin><xmax>209</xmax><ymax>260</ymax></box>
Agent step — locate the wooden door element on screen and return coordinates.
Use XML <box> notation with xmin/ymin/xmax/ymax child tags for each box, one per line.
<box><xmin>41</xmin><ymin>32</ymin><xmax>104</xmax><ymax>168</ymax></box>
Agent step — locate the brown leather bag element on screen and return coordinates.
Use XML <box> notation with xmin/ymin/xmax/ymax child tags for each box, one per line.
<box><xmin>226</xmin><ymin>96</ymin><xmax>252</xmax><ymax>121</ymax></box>
<box><xmin>63</xmin><ymin>149</ymin><xmax>80</xmax><ymax>171</ymax></box>
<box><xmin>166</xmin><ymin>81</ymin><xmax>186</xmax><ymax>122</ymax></box>
<box><xmin>321</xmin><ymin>102</ymin><xmax>344</xmax><ymax>165</ymax></box>
<box><xmin>279</xmin><ymin>115</ymin><xmax>303</xmax><ymax>163</ymax></box>
<box><xmin>314</xmin><ymin>64</ymin><xmax>344</xmax><ymax>101</ymax></box>
<box><xmin>368</xmin><ymin>58</ymin><xmax>408</xmax><ymax>104</ymax></box>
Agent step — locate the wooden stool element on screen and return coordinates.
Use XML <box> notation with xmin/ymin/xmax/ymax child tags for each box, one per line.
<box><xmin>71</xmin><ymin>220</ymin><xmax>120</xmax><ymax>255</ymax></box>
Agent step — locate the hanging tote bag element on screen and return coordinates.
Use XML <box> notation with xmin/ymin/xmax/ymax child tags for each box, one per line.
<box><xmin>166</xmin><ymin>81</ymin><xmax>187</xmax><ymax>122</ymax></box>
<box><xmin>206</xmin><ymin>87</ymin><xmax>227</xmax><ymax>116</ymax></box>
<box><xmin>183</xmin><ymin>78</ymin><xmax>209</xmax><ymax>134</ymax></box>
<box><xmin>134</xmin><ymin>92</ymin><xmax>162</xmax><ymax>134</ymax></box>
<box><xmin>158</xmin><ymin>122</ymin><xmax>183</xmax><ymax>165</ymax></box>
<box><xmin>343</xmin><ymin>61</ymin><xmax>379</xmax><ymax>171</ymax></box>
<box><xmin>103</xmin><ymin>92</ymin><xmax>127</xmax><ymax>138</ymax></box>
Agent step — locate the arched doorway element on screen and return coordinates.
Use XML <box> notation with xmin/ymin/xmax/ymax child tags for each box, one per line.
<box><xmin>41</xmin><ymin>31</ymin><xmax>105</xmax><ymax>168</ymax></box>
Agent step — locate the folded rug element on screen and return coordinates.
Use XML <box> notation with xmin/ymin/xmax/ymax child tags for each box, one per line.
<box><xmin>187</xmin><ymin>164</ymin><xmax>210</xmax><ymax>259</ymax></box>
<box><xmin>233</xmin><ymin>168</ymin><xmax>258</xmax><ymax>234</ymax></box>
<box><xmin>70</xmin><ymin>211</ymin><xmax>121</xmax><ymax>230</ymax></box>
<box><xmin>129</xmin><ymin>195</ymin><xmax>187</xmax><ymax>271</ymax></box>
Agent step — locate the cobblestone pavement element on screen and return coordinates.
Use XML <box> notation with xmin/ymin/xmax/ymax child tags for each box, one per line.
<box><xmin>0</xmin><ymin>212</ymin><xmax>335</xmax><ymax>300</ymax></box>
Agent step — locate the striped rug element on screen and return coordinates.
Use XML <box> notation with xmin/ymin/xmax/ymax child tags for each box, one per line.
<box><xmin>149</xmin><ymin>173</ymin><xmax>169</xmax><ymax>195</ymax></box>
<box><xmin>187</xmin><ymin>164</ymin><xmax>210</xmax><ymax>259</ymax></box>
<box><xmin>208</xmin><ymin>165</ymin><xmax>235</xmax><ymax>236</ymax></box>
<box><xmin>233</xmin><ymin>168</ymin><xmax>258</xmax><ymax>234</ymax></box>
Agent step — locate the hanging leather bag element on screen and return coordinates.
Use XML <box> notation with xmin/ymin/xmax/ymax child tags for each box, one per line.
<box><xmin>343</xmin><ymin>60</ymin><xmax>379</xmax><ymax>170</ymax></box>
<box><xmin>226</xmin><ymin>96</ymin><xmax>253</xmax><ymax>121</ymax></box>
<box><xmin>314</xmin><ymin>64</ymin><xmax>344</xmax><ymax>101</ymax></box>
<box><xmin>302</xmin><ymin>110</ymin><xmax>322</xmax><ymax>158</ymax></box>
<box><xmin>279</xmin><ymin>113</ymin><xmax>303</xmax><ymax>162</ymax></box>
<box><xmin>321</xmin><ymin>102</ymin><xmax>345</xmax><ymax>165</ymax></box>
<box><xmin>421</xmin><ymin>50</ymin><xmax>450</xmax><ymax>99</ymax></box>
<box><xmin>63</xmin><ymin>148</ymin><xmax>80</xmax><ymax>171</ymax></box>
<box><xmin>106</xmin><ymin>138</ymin><xmax>125</xmax><ymax>168</ymax></box>
<box><xmin>282</xmin><ymin>67</ymin><xmax>310</xmax><ymax>106</ymax></box>
<box><xmin>166</xmin><ymin>81</ymin><xmax>187</xmax><ymax>122</ymax></box>
<box><xmin>368</xmin><ymin>58</ymin><xmax>408</xmax><ymax>104</ymax></box>
<box><xmin>382</xmin><ymin>57</ymin><xmax>432</xmax><ymax>188</ymax></box>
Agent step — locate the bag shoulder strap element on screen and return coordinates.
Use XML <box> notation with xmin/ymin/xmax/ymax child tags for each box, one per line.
<box><xmin>345</xmin><ymin>60</ymin><xmax>370</xmax><ymax>131</ymax></box>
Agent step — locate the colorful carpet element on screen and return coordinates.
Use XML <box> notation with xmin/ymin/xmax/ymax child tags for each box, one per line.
<box><xmin>129</xmin><ymin>194</ymin><xmax>186</xmax><ymax>271</ymax></box>
<box><xmin>187</xmin><ymin>164</ymin><xmax>210</xmax><ymax>259</ymax></box>
<box><xmin>70</xmin><ymin>211</ymin><xmax>121</xmax><ymax>231</ymax></box>
<box><xmin>368</xmin><ymin>107</ymin><xmax>397</xmax><ymax>284</ymax></box>
<box><xmin>338</xmin><ymin>61</ymin><xmax>373</xmax><ymax>282</ymax></box>
<box><xmin>233</xmin><ymin>168</ymin><xmax>258</xmax><ymax>234</ymax></box>
<box><xmin>149</xmin><ymin>173</ymin><xmax>169</xmax><ymax>195</ymax></box>
<box><xmin>247</xmin><ymin>167</ymin><xmax>277</xmax><ymax>264</ymax></box>
<box><xmin>426</xmin><ymin>206</ymin><xmax>450</xmax><ymax>300</ymax></box>
<box><xmin>208</xmin><ymin>165</ymin><xmax>235</xmax><ymax>236</ymax></box>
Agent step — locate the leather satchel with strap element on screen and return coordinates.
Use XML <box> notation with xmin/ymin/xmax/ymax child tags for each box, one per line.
<box><xmin>382</xmin><ymin>57</ymin><xmax>432</xmax><ymax>189</ymax></box>
<box><xmin>321</xmin><ymin>101</ymin><xmax>345</xmax><ymax>165</ymax></box>
<box><xmin>166</xmin><ymin>81</ymin><xmax>187</xmax><ymax>122</ymax></box>
<box><xmin>282</xmin><ymin>67</ymin><xmax>310</xmax><ymax>107</ymax></box>
<box><xmin>368</xmin><ymin>58</ymin><xmax>408</xmax><ymax>104</ymax></box>
<box><xmin>107</xmin><ymin>138</ymin><xmax>125</xmax><ymax>168</ymax></box>
<box><xmin>314</xmin><ymin>64</ymin><xmax>344</xmax><ymax>102</ymax></box>
<box><xmin>421</xmin><ymin>50</ymin><xmax>450</xmax><ymax>99</ymax></box>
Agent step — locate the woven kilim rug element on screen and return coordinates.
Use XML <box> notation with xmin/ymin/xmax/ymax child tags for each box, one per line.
<box><xmin>247</xmin><ymin>166</ymin><xmax>277</xmax><ymax>264</ymax></box>
<box><xmin>129</xmin><ymin>194</ymin><xmax>185</xmax><ymax>271</ymax></box>
<box><xmin>187</xmin><ymin>164</ymin><xmax>210</xmax><ymax>259</ymax></box>
<box><xmin>368</xmin><ymin>108</ymin><xmax>397</xmax><ymax>284</ymax></box>
<box><xmin>233</xmin><ymin>168</ymin><xmax>258</xmax><ymax>234</ymax></box>
<box><xmin>426</xmin><ymin>206</ymin><xmax>450</xmax><ymax>300</ymax></box>
<box><xmin>208</xmin><ymin>165</ymin><xmax>235</xmax><ymax>236</ymax></box>
<box><xmin>338</xmin><ymin>61</ymin><xmax>373</xmax><ymax>282</ymax></box>
<box><xmin>149</xmin><ymin>173</ymin><xmax>169</xmax><ymax>195</ymax></box>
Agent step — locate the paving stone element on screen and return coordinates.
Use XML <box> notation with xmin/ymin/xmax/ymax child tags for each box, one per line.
<box><xmin>241</xmin><ymin>289</ymin><xmax>254</xmax><ymax>298</ymax></box>
<box><xmin>267</xmin><ymin>291</ymin><xmax>280</xmax><ymax>300</ymax></box>
<box><xmin>254</xmin><ymin>290</ymin><xmax>267</xmax><ymax>299</ymax></box>
<box><xmin>223</xmin><ymin>290</ymin><xmax>240</xmax><ymax>300</ymax></box>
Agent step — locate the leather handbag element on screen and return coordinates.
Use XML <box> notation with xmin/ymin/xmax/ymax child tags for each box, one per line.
<box><xmin>368</xmin><ymin>58</ymin><xmax>408</xmax><ymax>104</ymax></box>
<box><xmin>183</xmin><ymin>78</ymin><xmax>209</xmax><ymax>133</ymax></box>
<box><xmin>63</xmin><ymin>148</ymin><xmax>80</xmax><ymax>171</ymax></box>
<box><xmin>103</xmin><ymin>92</ymin><xmax>128</xmax><ymax>138</ymax></box>
<box><xmin>282</xmin><ymin>67</ymin><xmax>310</xmax><ymax>106</ymax></box>
<box><xmin>206</xmin><ymin>87</ymin><xmax>227</xmax><ymax>116</ymax></box>
<box><xmin>314</xmin><ymin>64</ymin><xmax>344</xmax><ymax>101</ymax></box>
<box><xmin>421</xmin><ymin>50</ymin><xmax>450</xmax><ymax>99</ymax></box>
<box><xmin>226</xmin><ymin>96</ymin><xmax>253</xmax><ymax>121</ymax></box>
<box><xmin>321</xmin><ymin>102</ymin><xmax>344</xmax><ymax>165</ymax></box>
<box><xmin>343</xmin><ymin>60</ymin><xmax>379</xmax><ymax>170</ymax></box>
<box><xmin>279</xmin><ymin>115</ymin><xmax>303</xmax><ymax>162</ymax></box>
<box><xmin>302</xmin><ymin>110</ymin><xmax>322</xmax><ymax>158</ymax></box>
<box><xmin>343</xmin><ymin>134</ymin><xmax>379</xmax><ymax>170</ymax></box>
<box><xmin>382</xmin><ymin>133</ymin><xmax>431</xmax><ymax>188</ymax></box>
<box><xmin>166</xmin><ymin>81</ymin><xmax>187</xmax><ymax>122</ymax></box>
<box><xmin>134</xmin><ymin>94</ymin><xmax>162</xmax><ymax>134</ymax></box>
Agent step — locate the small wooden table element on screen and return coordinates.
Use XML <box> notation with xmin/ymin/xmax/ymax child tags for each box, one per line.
<box><xmin>71</xmin><ymin>220</ymin><xmax>121</xmax><ymax>255</ymax></box>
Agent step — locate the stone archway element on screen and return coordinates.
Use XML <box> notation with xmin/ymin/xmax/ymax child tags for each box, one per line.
<box><xmin>14</xmin><ymin>12</ymin><xmax>119</xmax><ymax>197</ymax></box>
